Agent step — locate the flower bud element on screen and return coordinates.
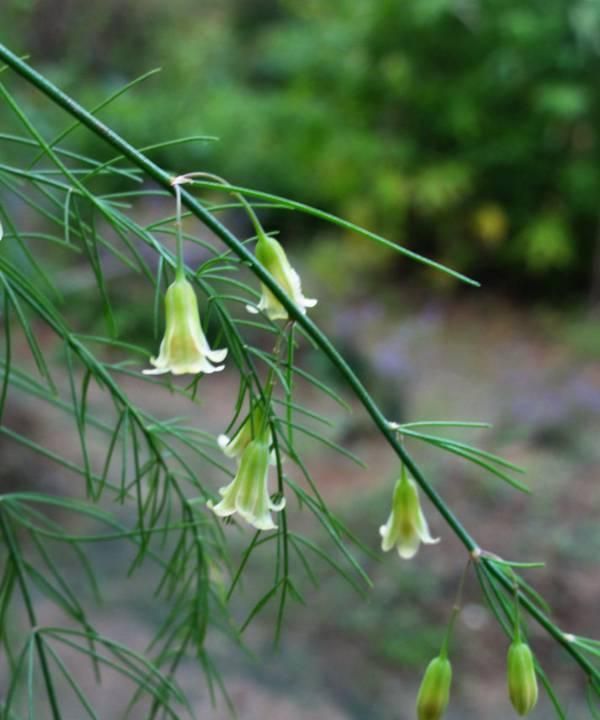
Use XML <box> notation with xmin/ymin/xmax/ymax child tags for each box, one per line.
<box><xmin>507</xmin><ymin>641</ymin><xmax>538</xmax><ymax>716</ymax></box>
<box><xmin>416</xmin><ymin>655</ymin><xmax>452</xmax><ymax>720</ymax></box>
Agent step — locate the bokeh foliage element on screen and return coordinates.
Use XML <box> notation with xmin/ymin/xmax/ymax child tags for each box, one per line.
<box><xmin>5</xmin><ymin>0</ymin><xmax>600</xmax><ymax>297</ymax></box>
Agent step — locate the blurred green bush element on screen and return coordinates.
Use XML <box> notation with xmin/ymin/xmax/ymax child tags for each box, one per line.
<box><xmin>4</xmin><ymin>0</ymin><xmax>600</xmax><ymax>298</ymax></box>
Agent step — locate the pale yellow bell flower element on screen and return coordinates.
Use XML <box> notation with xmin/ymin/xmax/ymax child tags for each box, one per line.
<box><xmin>246</xmin><ymin>231</ymin><xmax>316</xmax><ymax>321</ymax></box>
<box><xmin>379</xmin><ymin>466</ymin><xmax>439</xmax><ymax>559</ymax></box>
<box><xmin>144</xmin><ymin>276</ymin><xmax>227</xmax><ymax>376</ymax></box>
<box><xmin>208</xmin><ymin>436</ymin><xmax>285</xmax><ymax>531</ymax></box>
<box><xmin>218</xmin><ymin>403</ymin><xmax>269</xmax><ymax>459</ymax></box>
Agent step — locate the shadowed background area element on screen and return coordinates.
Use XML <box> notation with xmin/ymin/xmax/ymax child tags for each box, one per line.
<box><xmin>1</xmin><ymin>1</ymin><xmax>600</xmax><ymax>718</ymax></box>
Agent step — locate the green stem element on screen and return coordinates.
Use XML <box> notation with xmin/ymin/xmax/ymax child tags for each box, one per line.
<box><xmin>509</xmin><ymin>568</ymin><xmax>522</xmax><ymax>643</ymax></box>
<box><xmin>173</xmin><ymin>183</ymin><xmax>185</xmax><ymax>280</ymax></box>
<box><xmin>440</xmin><ymin>607</ymin><xmax>458</xmax><ymax>661</ymax></box>
<box><xmin>440</xmin><ymin>558</ymin><xmax>470</xmax><ymax>659</ymax></box>
<box><xmin>0</xmin><ymin>44</ymin><xmax>596</xmax><ymax>685</ymax></box>
<box><xmin>173</xmin><ymin>171</ymin><xmax>265</xmax><ymax>242</ymax></box>
<box><xmin>286</xmin><ymin>322</ymin><xmax>295</xmax><ymax>449</ymax></box>
<box><xmin>0</xmin><ymin>511</ymin><xmax>62</xmax><ymax>720</ymax></box>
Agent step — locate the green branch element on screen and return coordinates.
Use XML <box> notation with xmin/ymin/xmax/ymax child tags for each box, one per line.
<box><xmin>0</xmin><ymin>43</ymin><xmax>596</xmax><ymax>691</ymax></box>
<box><xmin>0</xmin><ymin>511</ymin><xmax>61</xmax><ymax>720</ymax></box>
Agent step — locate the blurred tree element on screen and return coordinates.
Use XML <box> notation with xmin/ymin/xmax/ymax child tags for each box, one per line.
<box><xmin>3</xmin><ymin>0</ymin><xmax>600</xmax><ymax>299</ymax></box>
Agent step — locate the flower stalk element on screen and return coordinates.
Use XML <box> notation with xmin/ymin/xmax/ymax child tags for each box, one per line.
<box><xmin>172</xmin><ymin>178</ymin><xmax>186</xmax><ymax>281</ymax></box>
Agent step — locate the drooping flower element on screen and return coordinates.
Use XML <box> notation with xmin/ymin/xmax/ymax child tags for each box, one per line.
<box><xmin>416</xmin><ymin>655</ymin><xmax>452</xmax><ymax>720</ymax></box>
<box><xmin>379</xmin><ymin>466</ymin><xmax>439</xmax><ymax>559</ymax></box>
<box><xmin>246</xmin><ymin>231</ymin><xmax>316</xmax><ymax>321</ymax></box>
<box><xmin>207</xmin><ymin>435</ymin><xmax>285</xmax><ymax>530</ymax></box>
<box><xmin>144</xmin><ymin>276</ymin><xmax>227</xmax><ymax>376</ymax></box>
<box><xmin>507</xmin><ymin>640</ymin><xmax>538</xmax><ymax>716</ymax></box>
<box><xmin>218</xmin><ymin>402</ymin><xmax>269</xmax><ymax>459</ymax></box>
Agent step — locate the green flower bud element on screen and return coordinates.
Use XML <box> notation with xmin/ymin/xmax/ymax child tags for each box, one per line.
<box><xmin>416</xmin><ymin>655</ymin><xmax>452</xmax><ymax>720</ymax></box>
<box><xmin>507</xmin><ymin>641</ymin><xmax>538</xmax><ymax>716</ymax></box>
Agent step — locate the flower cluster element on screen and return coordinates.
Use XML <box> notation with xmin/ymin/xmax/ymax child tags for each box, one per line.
<box><xmin>415</xmin><ymin>632</ymin><xmax>538</xmax><ymax>719</ymax></box>
<box><xmin>140</xmin><ymin>180</ymin><xmax>546</xmax><ymax>720</ymax></box>
<box><xmin>147</xmin><ymin>231</ymin><xmax>316</xmax><ymax>377</ymax></box>
<box><xmin>208</xmin><ymin>433</ymin><xmax>285</xmax><ymax>531</ymax></box>
<box><xmin>210</xmin><ymin>405</ymin><xmax>283</xmax><ymax>531</ymax></box>
<box><xmin>145</xmin><ymin>224</ymin><xmax>317</xmax><ymax>530</ymax></box>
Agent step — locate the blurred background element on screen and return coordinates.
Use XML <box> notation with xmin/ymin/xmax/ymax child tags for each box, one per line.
<box><xmin>2</xmin><ymin>0</ymin><xmax>600</xmax><ymax>717</ymax></box>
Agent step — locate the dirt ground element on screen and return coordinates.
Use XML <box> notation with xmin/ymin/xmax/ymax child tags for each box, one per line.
<box><xmin>2</xmin><ymin>294</ymin><xmax>599</xmax><ymax>719</ymax></box>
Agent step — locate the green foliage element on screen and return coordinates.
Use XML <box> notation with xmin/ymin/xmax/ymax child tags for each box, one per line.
<box><xmin>0</xmin><ymin>23</ymin><xmax>599</xmax><ymax>720</ymax></box>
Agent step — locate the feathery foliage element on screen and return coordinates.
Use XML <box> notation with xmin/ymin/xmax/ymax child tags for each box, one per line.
<box><xmin>0</xmin><ymin>43</ymin><xmax>598</xmax><ymax>719</ymax></box>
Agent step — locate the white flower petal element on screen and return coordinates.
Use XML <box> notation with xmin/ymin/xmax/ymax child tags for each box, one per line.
<box><xmin>269</xmin><ymin>495</ymin><xmax>287</xmax><ymax>512</ymax></box>
<box><xmin>205</xmin><ymin>347</ymin><xmax>228</xmax><ymax>363</ymax></box>
<box><xmin>417</xmin><ymin>507</ymin><xmax>440</xmax><ymax>545</ymax></box>
<box><xmin>197</xmin><ymin>362</ymin><xmax>225</xmax><ymax>374</ymax></box>
<box><xmin>287</xmin><ymin>267</ymin><xmax>304</xmax><ymax>301</ymax></box>
<box><xmin>142</xmin><ymin>367</ymin><xmax>170</xmax><ymax>375</ymax></box>
<box><xmin>244</xmin><ymin>511</ymin><xmax>278</xmax><ymax>531</ymax></box>
<box><xmin>217</xmin><ymin>434</ymin><xmax>231</xmax><ymax>450</ymax></box>
<box><xmin>379</xmin><ymin>517</ymin><xmax>397</xmax><ymax>552</ymax></box>
<box><xmin>397</xmin><ymin>534</ymin><xmax>421</xmax><ymax>559</ymax></box>
<box><xmin>207</xmin><ymin>496</ymin><xmax>236</xmax><ymax>518</ymax></box>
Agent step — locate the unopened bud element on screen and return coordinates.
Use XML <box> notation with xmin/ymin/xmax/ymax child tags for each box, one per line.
<box><xmin>416</xmin><ymin>655</ymin><xmax>452</xmax><ymax>720</ymax></box>
<box><xmin>507</xmin><ymin>641</ymin><xmax>538</xmax><ymax>716</ymax></box>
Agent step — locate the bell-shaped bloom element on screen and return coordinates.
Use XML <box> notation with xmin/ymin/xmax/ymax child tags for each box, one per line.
<box><xmin>144</xmin><ymin>276</ymin><xmax>227</xmax><ymax>376</ymax></box>
<box><xmin>218</xmin><ymin>403</ymin><xmax>269</xmax><ymax>459</ymax></box>
<box><xmin>379</xmin><ymin>466</ymin><xmax>439</xmax><ymax>559</ymax></box>
<box><xmin>507</xmin><ymin>641</ymin><xmax>538</xmax><ymax>716</ymax></box>
<box><xmin>416</xmin><ymin>655</ymin><xmax>452</xmax><ymax>720</ymax></box>
<box><xmin>207</xmin><ymin>436</ymin><xmax>285</xmax><ymax>530</ymax></box>
<box><xmin>246</xmin><ymin>231</ymin><xmax>316</xmax><ymax>321</ymax></box>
